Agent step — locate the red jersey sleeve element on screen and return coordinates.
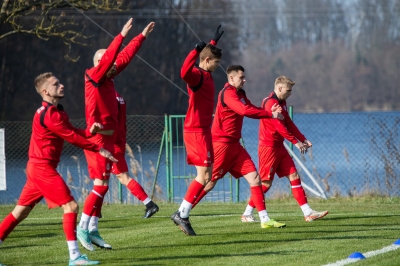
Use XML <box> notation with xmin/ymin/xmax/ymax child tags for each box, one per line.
<box><xmin>181</xmin><ymin>49</ymin><xmax>202</xmax><ymax>88</ymax></box>
<box><xmin>73</xmin><ymin>127</ymin><xmax>93</xmax><ymax>138</ymax></box>
<box><xmin>86</xmin><ymin>34</ymin><xmax>124</xmax><ymax>83</ymax></box>
<box><xmin>45</xmin><ymin>107</ymin><xmax>101</xmax><ymax>152</ymax></box>
<box><xmin>284</xmin><ymin>114</ymin><xmax>306</xmax><ymax>143</ymax></box>
<box><xmin>264</xmin><ymin>99</ymin><xmax>299</xmax><ymax>144</ymax></box>
<box><xmin>223</xmin><ymin>88</ymin><xmax>272</xmax><ymax>118</ymax></box>
<box><xmin>115</xmin><ymin>33</ymin><xmax>146</xmax><ymax>76</ymax></box>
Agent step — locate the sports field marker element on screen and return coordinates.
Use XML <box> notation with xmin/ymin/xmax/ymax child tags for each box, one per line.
<box><xmin>323</xmin><ymin>239</ymin><xmax>400</xmax><ymax>266</ymax></box>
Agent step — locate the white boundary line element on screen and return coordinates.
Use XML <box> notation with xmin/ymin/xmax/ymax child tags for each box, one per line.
<box><xmin>323</xmin><ymin>242</ymin><xmax>400</xmax><ymax>266</ymax></box>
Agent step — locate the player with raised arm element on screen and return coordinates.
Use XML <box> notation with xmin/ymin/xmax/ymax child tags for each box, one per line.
<box><xmin>190</xmin><ymin>65</ymin><xmax>286</xmax><ymax>229</ymax></box>
<box><xmin>241</xmin><ymin>76</ymin><xmax>328</xmax><ymax>223</ymax></box>
<box><xmin>170</xmin><ymin>25</ymin><xmax>224</xmax><ymax>236</ymax></box>
<box><xmin>77</xmin><ymin>18</ymin><xmax>155</xmax><ymax>251</ymax></box>
<box><xmin>0</xmin><ymin>73</ymin><xmax>117</xmax><ymax>265</ymax></box>
<box><xmin>111</xmin><ymin>90</ymin><xmax>159</xmax><ymax>218</ymax></box>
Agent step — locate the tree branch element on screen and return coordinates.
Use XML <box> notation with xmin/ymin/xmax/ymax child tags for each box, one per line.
<box><xmin>0</xmin><ymin>0</ymin><xmax>127</xmax><ymax>61</ymax></box>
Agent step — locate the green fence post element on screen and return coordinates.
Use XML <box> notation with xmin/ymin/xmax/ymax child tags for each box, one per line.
<box><xmin>165</xmin><ymin>114</ymin><xmax>171</xmax><ymax>202</ymax></box>
<box><xmin>118</xmin><ymin>181</ymin><xmax>122</xmax><ymax>203</ymax></box>
<box><xmin>150</xmin><ymin>129</ymin><xmax>165</xmax><ymax>200</ymax></box>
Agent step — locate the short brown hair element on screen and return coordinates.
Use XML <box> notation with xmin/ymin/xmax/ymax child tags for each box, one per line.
<box><xmin>34</xmin><ymin>72</ymin><xmax>53</xmax><ymax>94</ymax></box>
<box><xmin>275</xmin><ymin>76</ymin><xmax>295</xmax><ymax>87</ymax></box>
<box><xmin>200</xmin><ymin>44</ymin><xmax>222</xmax><ymax>61</ymax></box>
<box><xmin>226</xmin><ymin>65</ymin><xmax>245</xmax><ymax>75</ymax></box>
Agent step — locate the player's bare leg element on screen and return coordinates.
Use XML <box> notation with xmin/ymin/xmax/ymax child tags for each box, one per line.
<box><xmin>78</xmin><ymin>179</ymin><xmax>111</xmax><ymax>251</ymax></box>
<box><xmin>0</xmin><ymin>205</ymin><xmax>32</xmax><ymax>246</ymax></box>
<box><xmin>116</xmin><ymin>172</ymin><xmax>159</xmax><ymax>218</ymax></box>
<box><xmin>62</xmin><ymin>201</ymin><xmax>99</xmax><ymax>265</ymax></box>
<box><xmin>287</xmin><ymin>173</ymin><xmax>328</xmax><ymax>222</ymax></box>
<box><xmin>242</xmin><ymin>181</ymin><xmax>272</xmax><ymax>222</ymax></box>
<box><xmin>243</xmin><ymin>172</ymin><xmax>285</xmax><ymax>228</ymax></box>
<box><xmin>171</xmin><ymin>165</ymin><xmax>212</xmax><ymax>236</ymax></box>
<box><xmin>191</xmin><ymin>179</ymin><xmax>218</xmax><ymax>209</ymax></box>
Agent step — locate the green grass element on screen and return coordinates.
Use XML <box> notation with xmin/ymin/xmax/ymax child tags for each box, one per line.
<box><xmin>1</xmin><ymin>198</ymin><xmax>400</xmax><ymax>266</ymax></box>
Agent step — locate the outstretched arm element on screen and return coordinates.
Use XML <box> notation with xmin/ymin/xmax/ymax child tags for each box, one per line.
<box><xmin>180</xmin><ymin>44</ymin><xmax>203</xmax><ymax>89</ymax></box>
<box><xmin>86</xmin><ymin>18</ymin><xmax>133</xmax><ymax>83</ymax></box>
<box><xmin>45</xmin><ymin>108</ymin><xmax>101</xmax><ymax>152</ymax></box>
<box><xmin>264</xmin><ymin>99</ymin><xmax>300</xmax><ymax>144</ymax></box>
<box><xmin>223</xmin><ymin>88</ymin><xmax>281</xmax><ymax>119</ymax></box>
<box><xmin>115</xmin><ymin>22</ymin><xmax>156</xmax><ymax>75</ymax></box>
<box><xmin>72</xmin><ymin>122</ymin><xmax>103</xmax><ymax>138</ymax></box>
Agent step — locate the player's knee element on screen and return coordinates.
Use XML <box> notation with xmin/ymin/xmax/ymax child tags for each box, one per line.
<box><xmin>288</xmin><ymin>172</ymin><xmax>300</xmax><ymax>181</ymax></box>
<box><xmin>204</xmin><ymin>180</ymin><xmax>216</xmax><ymax>192</ymax></box>
<box><xmin>62</xmin><ymin>200</ymin><xmax>79</xmax><ymax>213</ymax></box>
<box><xmin>70</xmin><ymin>201</ymin><xmax>79</xmax><ymax>213</ymax></box>
<box><xmin>94</xmin><ymin>178</ymin><xmax>109</xmax><ymax>186</ymax></box>
<box><xmin>116</xmin><ymin>173</ymin><xmax>130</xmax><ymax>186</ymax></box>
<box><xmin>262</xmin><ymin>180</ymin><xmax>272</xmax><ymax>188</ymax></box>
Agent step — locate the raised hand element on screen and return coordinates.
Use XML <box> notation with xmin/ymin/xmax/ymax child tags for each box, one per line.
<box><xmin>213</xmin><ymin>24</ymin><xmax>224</xmax><ymax>42</ymax></box>
<box><xmin>195</xmin><ymin>41</ymin><xmax>207</xmax><ymax>52</ymax></box>
<box><xmin>99</xmin><ymin>148</ymin><xmax>118</xmax><ymax>162</ymax></box>
<box><xmin>121</xmin><ymin>18</ymin><xmax>133</xmax><ymax>37</ymax></box>
<box><xmin>142</xmin><ymin>22</ymin><xmax>155</xmax><ymax>38</ymax></box>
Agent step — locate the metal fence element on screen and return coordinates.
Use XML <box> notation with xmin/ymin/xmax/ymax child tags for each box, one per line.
<box><xmin>0</xmin><ymin>112</ymin><xmax>399</xmax><ymax>205</ymax></box>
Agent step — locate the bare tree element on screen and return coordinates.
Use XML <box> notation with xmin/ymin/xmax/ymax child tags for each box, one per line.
<box><xmin>0</xmin><ymin>0</ymin><xmax>127</xmax><ymax>61</ymax></box>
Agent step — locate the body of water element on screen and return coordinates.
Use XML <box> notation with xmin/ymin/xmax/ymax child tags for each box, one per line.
<box><xmin>1</xmin><ymin>111</ymin><xmax>399</xmax><ymax>204</ymax></box>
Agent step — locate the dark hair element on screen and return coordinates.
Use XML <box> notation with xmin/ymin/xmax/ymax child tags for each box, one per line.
<box><xmin>200</xmin><ymin>44</ymin><xmax>222</xmax><ymax>61</ymax></box>
<box><xmin>226</xmin><ymin>65</ymin><xmax>245</xmax><ymax>75</ymax></box>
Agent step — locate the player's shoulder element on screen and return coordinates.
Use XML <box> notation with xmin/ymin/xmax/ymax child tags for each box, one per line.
<box><xmin>262</xmin><ymin>96</ymin><xmax>279</xmax><ymax>105</ymax></box>
<box><xmin>46</xmin><ymin>104</ymin><xmax>67</xmax><ymax>120</ymax></box>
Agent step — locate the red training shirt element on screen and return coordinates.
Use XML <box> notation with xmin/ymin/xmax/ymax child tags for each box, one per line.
<box><xmin>212</xmin><ymin>83</ymin><xmax>272</xmax><ymax>143</ymax></box>
<box><xmin>85</xmin><ymin>33</ymin><xmax>146</xmax><ymax>131</ymax></box>
<box><xmin>259</xmin><ymin>92</ymin><xmax>306</xmax><ymax>147</ymax></box>
<box><xmin>113</xmin><ymin>91</ymin><xmax>126</xmax><ymax>147</ymax></box>
<box><xmin>181</xmin><ymin>40</ymin><xmax>217</xmax><ymax>133</ymax></box>
<box><xmin>29</xmin><ymin>101</ymin><xmax>100</xmax><ymax>168</ymax></box>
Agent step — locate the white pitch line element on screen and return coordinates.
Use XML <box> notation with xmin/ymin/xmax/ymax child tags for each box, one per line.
<box><xmin>323</xmin><ymin>243</ymin><xmax>400</xmax><ymax>266</ymax></box>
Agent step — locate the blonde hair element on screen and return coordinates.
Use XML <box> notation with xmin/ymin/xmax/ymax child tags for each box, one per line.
<box><xmin>34</xmin><ymin>72</ymin><xmax>53</xmax><ymax>94</ymax></box>
<box><xmin>275</xmin><ymin>76</ymin><xmax>295</xmax><ymax>87</ymax></box>
<box><xmin>200</xmin><ymin>44</ymin><xmax>222</xmax><ymax>61</ymax></box>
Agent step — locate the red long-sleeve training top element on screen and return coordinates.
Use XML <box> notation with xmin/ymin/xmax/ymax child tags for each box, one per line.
<box><xmin>181</xmin><ymin>40</ymin><xmax>217</xmax><ymax>133</ymax></box>
<box><xmin>85</xmin><ymin>33</ymin><xmax>146</xmax><ymax>131</ymax></box>
<box><xmin>113</xmin><ymin>91</ymin><xmax>127</xmax><ymax>147</ymax></box>
<box><xmin>259</xmin><ymin>92</ymin><xmax>306</xmax><ymax>147</ymax></box>
<box><xmin>212</xmin><ymin>83</ymin><xmax>272</xmax><ymax>143</ymax></box>
<box><xmin>29</xmin><ymin>101</ymin><xmax>100</xmax><ymax>168</ymax></box>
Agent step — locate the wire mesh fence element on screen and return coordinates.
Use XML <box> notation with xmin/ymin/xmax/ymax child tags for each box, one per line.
<box><xmin>0</xmin><ymin>115</ymin><xmax>166</xmax><ymax>205</ymax></box>
<box><xmin>0</xmin><ymin>112</ymin><xmax>399</xmax><ymax>205</ymax></box>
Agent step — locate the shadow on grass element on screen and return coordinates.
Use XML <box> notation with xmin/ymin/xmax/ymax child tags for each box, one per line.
<box><xmin>102</xmin><ymin>250</ymin><xmax>306</xmax><ymax>264</ymax></box>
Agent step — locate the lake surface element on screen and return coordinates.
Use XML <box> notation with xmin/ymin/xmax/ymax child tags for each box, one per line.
<box><xmin>0</xmin><ymin>111</ymin><xmax>399</xmax><ymax>204</ymax></box>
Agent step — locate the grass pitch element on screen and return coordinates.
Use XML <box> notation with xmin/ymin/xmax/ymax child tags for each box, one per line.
<box><xmin>0</xmin><ymin>197</ymin><xmax>399</xmax><ymax>266</ymax></box>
